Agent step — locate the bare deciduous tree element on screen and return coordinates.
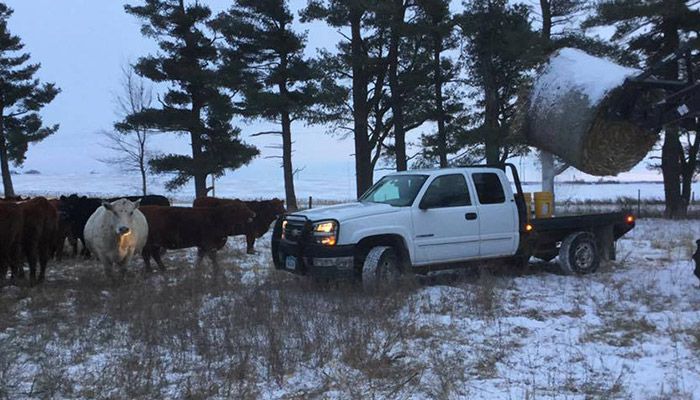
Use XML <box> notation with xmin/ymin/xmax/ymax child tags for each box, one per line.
<box><xmin>100</xmin><ymin>65</ymin><xmax>156</xmax><ymax>196</ymax></box>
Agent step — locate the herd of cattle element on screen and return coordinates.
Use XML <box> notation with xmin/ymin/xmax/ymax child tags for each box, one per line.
<box><xmin>0</xmin><ymin>194</ymin><xmax>285</xmax><ymax>284</ymax></box>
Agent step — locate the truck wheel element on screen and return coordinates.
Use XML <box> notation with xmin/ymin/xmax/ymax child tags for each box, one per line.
<box><xmin>559</xmin><ymin>232</ymin><xmax>600</xmax><ymax>275</ymax></box>
<box><xmin>362</xmin><ymin>246</ymin><xmax>401</xmax><ymax>290</ymax></box>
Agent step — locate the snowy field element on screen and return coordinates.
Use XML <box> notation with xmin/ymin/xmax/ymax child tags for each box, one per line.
<box><xmin>1</xmin><ymin>219</ymin><xmax>700</xmax><ymax>399</ymax></box>
<box><xmin>6</xmin><ymin>172</ymin><xmax>700</xmax><ymax>203</ymax></box>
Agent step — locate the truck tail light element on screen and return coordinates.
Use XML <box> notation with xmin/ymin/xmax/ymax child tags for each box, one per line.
<box><xmin>625</xmin><ymin>214</ymin><xmax>635</xmax><ymax>225</ymax></box>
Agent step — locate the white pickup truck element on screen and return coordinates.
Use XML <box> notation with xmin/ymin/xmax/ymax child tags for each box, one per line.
<box><xmin>271</xmin><ymin>164</ymin><xmax>635</xmax><ymax>285</ymax></box>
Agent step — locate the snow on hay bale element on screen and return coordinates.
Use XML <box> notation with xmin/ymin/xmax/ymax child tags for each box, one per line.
<box><xmin>525</xmin><ymin>48</ymin><xmax>658</xmax><ymax>176</ymax></box>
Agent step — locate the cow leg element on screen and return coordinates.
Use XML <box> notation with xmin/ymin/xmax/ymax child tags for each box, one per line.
<box><xmin>10</xmin><ymin>263</ymin><xmax>21</xmax><ymax>282</ymax></box>
<box><xmin>152</xmin><ymin>248</ymin><xmax>166</xmax><ymax>271</ymax></box>
<box><xmin>69</xmin><ymin>235</ymin><xmax>78</xmax><ymax>257</ymax></box>
<box><xmin>194</xmin><ymin>248</ymin><xmax>205</xmax><ymax>269</ymax></box>
<box><xmin>82</xmin><ymin>240</ymin><xmax>92</xmax><ymax>259</ymax></box>
<box><xmin>246</xmin><ymin>233</ymin><xmax>256</xmax><ymax>255</ymax></box>
<box><xmin>117</xmin><ymin>252</ymin><xmax>131</xmax><ymax>277</ymax></box>
<box><xmin>207</xmin><ymin>250</ymin><xmax>220</xmax><ymax>270</ymax></box>
<box><xmin>38</xmin><ymin>246</ymin><xmax>50</xmax><ymax>283</ymax></box>
<box><xmin>26</xmin><ymin>247</ymin><xmax>38</xmax><ymax>284</ymax></box>
<box><xmin>103</xmin><ymin>260</ymin><xmax>114</xmax><ymax>278</ymax></box>
<box><xmin>10</xmin><ymin>246</ymin><xmax>24</xmax><ymax>280</ymax></box>
<box><xmin>142</xmin><ymin>248</ymin><xmax>153</xmax><ymax>272</ymax></box>
<box><xmin>0</xmin><ymin>262</ymin><xmax>7</xmax><ymax>286</ymax></box>
<box><xmin>55</xmin><ymin>236</ymin><xmax>65</xmax><ymax>261</ymax></box>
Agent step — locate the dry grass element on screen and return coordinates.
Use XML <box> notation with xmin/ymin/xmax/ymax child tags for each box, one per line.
<box><xmin>0</xmin><ymin>256</ymin><xmax>428</xmax><ymax>399</ymax></box>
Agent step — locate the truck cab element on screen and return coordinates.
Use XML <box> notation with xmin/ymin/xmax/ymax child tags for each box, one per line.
<box><xmin>272</xmin><ymin>164</ymin><xmax>635</xmax><ymax>285</ymax></box>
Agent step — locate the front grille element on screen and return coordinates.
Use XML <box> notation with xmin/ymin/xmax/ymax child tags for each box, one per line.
<box><xmin>284</xmin><ymin>217</ymin><xmax>309</xmax><ymax>243</ymax></box>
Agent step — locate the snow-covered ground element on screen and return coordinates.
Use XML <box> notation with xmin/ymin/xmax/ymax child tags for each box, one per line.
<box><xmin>1</xmin><ymin>219</ymin><xmax>700</xmax><ymax>399</ymax></box>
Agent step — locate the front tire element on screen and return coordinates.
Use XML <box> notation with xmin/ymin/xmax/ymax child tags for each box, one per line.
<box><xmin>362</xmin><ymin>246</ymin><xmax>401</xmax><ymax>290</ymax></box>
<box><xmin>559</xmin><ymin>232</ymin><xmax>600</xmax><ymax>275</ymax></box>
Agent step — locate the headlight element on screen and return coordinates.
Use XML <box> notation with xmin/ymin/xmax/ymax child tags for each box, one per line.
<box><xmin>312</xmin><ymin>220</ymin><xmax>338</xmax><ymax>246</ymax></box>
<box><xmin>281</xmin><ymin>219</ymin><xmax>288</xmax><ymax>239</ymax></box>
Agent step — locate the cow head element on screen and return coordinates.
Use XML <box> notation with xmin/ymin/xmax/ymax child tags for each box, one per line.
<box><xmin>255</xmin><ymin>198</ymin><xmax>286</xmax><ymax>235</ymax></box>
<box><xmin>219</xmin><ymin>203</ymin><xmax>256</xmax><ymax>236</ymax></box>
<box><xmin>268</xmin><ymin>198</ymin><xmax>286</xmax><ymax>217</ymax></box>
<box><xmin>102</xmin><ymin>198</ymin><xmax>141</xmax><ymax>237</ymax></box>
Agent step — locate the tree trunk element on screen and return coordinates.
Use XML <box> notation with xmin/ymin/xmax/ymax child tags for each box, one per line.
<box><xmin>0</xmin><ymin>110</ymin><xmax>15</xmax><ymax>198</ymax></box>
<box><xmin>539</xmin><ymin>0</ymin><xmax>551</xmax><ymax>43</ymax></box>
<box><xmin>351</xmin><ymin>10</ymin><xmax>373</xmax><ymax>197</ymax></box>
<box><xmin>659</xmin><ymin>11</ymin><xmax>684</xmax><ymax>218</ymax></box>
<box><xmin>193</xmin><ymin>173</ymin><xmax>207</xmax><ymax>198</ymax></box>
<box><xmin>680</xmin><ymin>130</ymin><xmax>699</xmax><ymax>216</ymax></box>
<box><xmin>281</xmin><ymin>113</ymin><xmax>297</xmax><ymax>211</ymax></box>
<box><xmin>661</xmin><ymin>128</ymin><xmax>684</xmax><ymax>218</ymax></box>
<box><xmin>680</xmin><ymin>164</ymin><xmax>692</xmax><ymax>218</ymax></box>
<box><xmin>388</xmin><ymin>0</ymin><xmax>407</xmax><ymax>171</ymax></box>
<box><xmin>433</xmin><ymin>26</ymin><xmax>448</xmax><ymax>168</ymax></box>
<box><xmin>139</xmin><ymin>134</ymin><xmax>147</xmax><ymax>196</ymax></box>
<box><xmin>140</xmin><ymin>164</ymin><xmax>147</xmax><ymax>196</ymax></box>
<box><xmin>540</xmin><ymin>151</ymin><xmax>555</xmax><ymax>194</ymax></box>
<box><xmin>190</xmin><ymin>130</ymin><xmax>207</xmax><ymax>198</ymax></box>
<box><xmin>484</xmin><ymin>82</ymin><xmax>500</xmax><ymax>165</ymax></box>
<box><xmin>189</xmin><ymin>99</ymin><xmax>208</xmax><ymax>198</ymax></box>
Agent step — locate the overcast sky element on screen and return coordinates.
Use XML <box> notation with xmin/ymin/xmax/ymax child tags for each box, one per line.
<box><xmin>4</xmin><ymin>0</ymin><xmax>662</xmax><ymax>188</ymax></box>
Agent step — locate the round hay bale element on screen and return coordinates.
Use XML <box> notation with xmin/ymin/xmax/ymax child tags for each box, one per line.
<box><xmin>525</xmin><ymin>48</ymin><xmax>658</xmax><ymax>176</ymax></box>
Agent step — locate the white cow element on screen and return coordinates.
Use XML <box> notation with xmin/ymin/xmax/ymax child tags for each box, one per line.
<box><xmin>84</xmin><ymin>198</ymin><xmax>148</xmax><ymax>276</ymax></box>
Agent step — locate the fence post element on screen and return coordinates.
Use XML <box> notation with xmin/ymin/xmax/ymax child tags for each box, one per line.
<box><xmin>637</xmin><ymin>189</ymin><xmax>641</xmax><ymax>217</ymax></box>
<box><xmin>308</xmin><ymin>196</ymin><xmax>313</xmax><ymax>209</ymax></box>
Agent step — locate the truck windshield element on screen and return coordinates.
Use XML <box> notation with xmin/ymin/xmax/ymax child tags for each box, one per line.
<box><xmin>360</xmin><ymin>175</ymin><xmax>428</xmax><ymax>207</ymax></box>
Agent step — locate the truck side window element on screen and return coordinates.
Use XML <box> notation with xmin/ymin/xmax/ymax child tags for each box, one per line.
<box><xmin>420</xmin><ymin>174</ymin><xmax>471</xmax><ymax>209</ymax></box>
<box><xmin>473</xmin><ymin>173</ymin><xmax>506</xmax><ymax>204</ymax></box>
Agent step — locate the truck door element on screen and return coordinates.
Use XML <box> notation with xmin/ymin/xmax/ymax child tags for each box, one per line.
<box><xmin>412</xmin><ymin>173</ymin><xmax>480</xmax><ymax>264</ymax></box>
<box><xmin>471</xmin><ymin>172</ymin><xmax>518</xmax><ymax>257</ymax></box>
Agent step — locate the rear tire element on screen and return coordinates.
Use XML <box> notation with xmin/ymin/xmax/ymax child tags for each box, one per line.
<box><xmin>362</xmin><ymin>246</ymin><xmax>401</xmax><ymax>290</ymax></box>
<box><xmin>559</xmin><ymin>232</ymin><xmax>599</xmax><ymax>275</ymax></box>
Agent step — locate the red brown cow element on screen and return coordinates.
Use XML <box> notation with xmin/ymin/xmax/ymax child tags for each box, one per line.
<box><xmin>0</xmin><ymin>202</ymin><xmax>24</xmax><ymax>283</ymax></box>
<box><xmin>139</xmin><ymin>204</ymin><xmax>255</xmax><ymax>270</ymax></box>
<box><xmin>16</xmin><ymin>197</ymin><xmax>59</xmax><ymax>283</ymax></box>
<box><xmin>193</xmin><ymin>197</ymin><xmax>285</xmax><ymax>254</ymax></box>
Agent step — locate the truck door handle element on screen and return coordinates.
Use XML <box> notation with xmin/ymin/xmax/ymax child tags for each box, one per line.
<box><xmin>465</xmin><ymin>212</ymin><xmax>478</xmax><ymax>220</ymax></box>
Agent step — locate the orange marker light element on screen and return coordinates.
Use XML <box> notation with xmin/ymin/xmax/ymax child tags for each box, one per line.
<box><xmin>625</xmin><ymin>215</ymin><xmax>635</xmax><ymax>225</ymax></box>
<box><xmin>321</xmin><ymin>236</ymin><xmax>336</xmax><ymax>246</ymax></box>
<box><xmin>525</xmin><ymin>223</ymin><xmax>534</xmax><ymax>233</ymax></box>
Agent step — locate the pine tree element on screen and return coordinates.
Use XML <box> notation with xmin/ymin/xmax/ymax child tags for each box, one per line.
<box><xmin>457</xmin><ymin>0</ymin><xmax>540</xmax><ymax>164</ymax></box>
<box><xmin>415</xmin><ymin>0</ymin><xmax>459</xmax><ymax>168</ymax></box>
<box><xmin>0</xmin><ymin>3</ymin><xmax>59</xmax><ymax>197</ymax></box>
<box><xmin>379</xmin><ymin>0</ymin><xmax>412</xmax><ymax>171</ymax></box>
<box><xmin>302</xmin><ymin>0</ymin><xmax>387</xmax><ymax>197</ymax></box>
<box><xmin>215</xmin><ymin>0</ymin><xmax>322</xmax><ymax>211</ymax></box>
<box><xmin>584</xmin><ymin>0</ymin><xmax>700</xmax><ymax>218</ymax></box>
<box><xmin>370</xmin><ymin>0</ymin><xmax>438</xmax><ymax>171</ymax></box>
<box><xmin>125</xmin><ymin>0</ymin><xmax>258</xmax><ymax>197</ymax></box>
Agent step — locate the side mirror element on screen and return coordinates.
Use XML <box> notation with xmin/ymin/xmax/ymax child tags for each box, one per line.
<box><xmin>419</xmin><ymin>197</ymin><xmax>435</xmax><ymax>210</ymax></box>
